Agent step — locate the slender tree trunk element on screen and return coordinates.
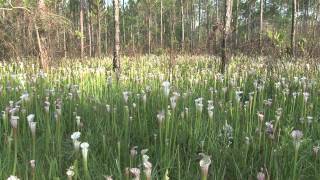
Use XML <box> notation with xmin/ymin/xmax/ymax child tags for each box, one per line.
<box><xmin>148</xmin><ymin>15</ymin><xmax>151</xmax><ymax>54</ymax></box>
<box><xmin>148</xmin><ymin>2</ymin><xmax>151</xmax><ymax>54</ymax></box>
<box><xmin>16</xmin><ymin>0</ymin><xmax>22</xmax><ymax>57</ymax></box>
<box><xmin>56</xmin><ymin>29</ymin><xmax>60</xmax><ymax>49</ymax></box>
<box><xmin>318</xmin><ymin>0</ymin><xmax>320</xmax><ymax>42</ymax></box>
<box><xmin>198</xmin><ymin>0</ymin><xmax>201</xmax><ymax>45</ymax></box>
<box><xmin>63</xmin><ymin>28</ymin><xmax>67</xmax><ymax>58</ymax></box>
<box><xmin>37</xmin><ymin>0</ymin><xmax>49</xmax><ymax>70</ymax></box>
<box><xmin>137</xmin><ymin>21</ymin><xmax>140</xmax><ymax>53</ymax></box>
<box><xmin>155</xmin><ymin>14</ymin><xmax>158</xmax><ymax>45</ymax></box>
<box><xmin>131</xmin><ymin>24</ymin><xmax>135</xmax><ymax>52</ymax></box>
<box><xmin>310</xmin><ymin>0</ymin><xmax>318</xmax><ymax>57</ymax></box>
<box><xmin>318</xmin><ymin>0</ymin><xmax>320</xmax><ymax>23</ymax></box>
<box><xmin>291</xmin><ymin>0</ymin><xmax>296</xmax><ymax>57</ymax></box>
<box><xmin>220</xmin><ymin>0</ymin><xmax>233</xmax><ymax>73</ymax></box>
<box><xmin>122</xmin><ymin>0</ymin><xmax>126</xmax><ymax>46</ymax></box>
<box><xmin>90</xmin><ymin>4</ymin><xmax>95</xmax><ymax>55</ymax></box>
<box><xmin>181</xmin><ymin>0</ymin><xmax>185</xmax><ymax>51</ymax></box>
<box><xmin>191</xmin><ymin>0</ymin><xmax>194</xmax><ymax>51</ymax></box>
<box><xmin>97</xmin><ymin>4</ymin><xmax>101</xmax><ymax>57</ymax></box>
<box><xmin>215</xmin><ymin>0</ymin><xmax>219</xmax><ymax>49</ymax></box>
<box><xmin>235</xmin><ymin>0</ymin><xmax>239</xmax><ymax>46</ymax></box>
<box><xmin>171</xmin><ymin>0</ymin><xmax>176</xmax><ymax>51</ymax></box>
<box><xmin>247</xmin><ymin>3</ymin><xmax>251</xmax><ymax>42</ymax></box>
<box><xmin>260</xmin><ymin>0</ymin><xmax>263</xmax><ymax>54</ymax></box>
<box><xmin>35</xmin><ymin>24</ymin><xmax>45</xmax><ymax>67</ymax></box>
<box><xmin>105</xmin><ymin>16</ymin><xmax>108</xmax><ymax>55</ymax></box>
<box><xmin>206</xmin><ymin>0</ymin><xmax>209</xmax><ymax>53</ymax></box>
<box><xmin>186</xmin><ymin>1</ymin><xmax>189</xmax><ymax>51</ymax></box>
<box><xmin>113</xmin><ymin>0</ymin><xmax>121</xmax><ymax>73</ymax></box>
<box><xmin>170</xmin><ymin>0</ymin><xmax>176</xmax><ymax>76</ymax></box>
<box><xmin>80</xmin><ymin>0</ymin><xmax>84</xmax><ymax>58</ymax></box>
<box><xmin>304</xmin><ymin>0</ymin><xmax>308</xmax><ymax>34</ymax></box>
<box><xmin>88</xmin><ymin>10</ymin><xmax>92</xmax><ymax>57</ymax></box>
<box><xmin>160</xmin><ymin>0</ymin><xmax>163</xmax><ymax>48</ymax></box>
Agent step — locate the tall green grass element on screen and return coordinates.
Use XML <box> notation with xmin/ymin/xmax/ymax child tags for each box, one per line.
<box><xmin>0</xmin><ymin>55</ymin><xmax>320</xmax><ymax>179</ymax></box>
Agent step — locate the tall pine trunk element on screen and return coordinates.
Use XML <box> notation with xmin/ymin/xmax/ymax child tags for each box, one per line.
<box><xmin>215</xmin><ymin>0</ymin><xmax>219</xmax><ymax>49</ymax></box>
<box><xmin>181</xmin><ymin>0</ymin><xmax>185</xmax><ymax>51</ymax></box>
<box><xmin>105</xmin><ymin>16</ymin><xmax>108</xmax><ymax>55</ymax></box>
<box><xmin>160</xmin><ymin>0</ymin><xmax>163</xmax><ymax>48</ymax></box>
<box><xmin>171</xmin><ymin>0</ymin><xmax>176</xmax><ymax>52</ymax></box>
<box><xmin>80</xmin><ymin>0</ymin><xmax>84</xmax><ymax>58</ymax></box>
<box><xmin>36</xmin><ymin>0</ymin><xmax>49</xmax><ymax>70</ymax></box>
<box><xmin>131</xmin><ymin>24</ymin><xmax>135</xmax><ymax>53</ymax></box>
<box><xmin>235</xmin><ymin>0</ymin><xmax>239</xmax><ymax>46</ymax></box>
<box><xmin>206</xmin><ymin>0</ymin><xmax>209</xmax><ymax>53</ymax></box>
<box><xmin>220</xmin><ymin>0</ymin><xmax>233</xmax><ymax>73</ymax></box>
<box><xmin>191</xmin><ymin>0</ymin><xmax>194</xmax><ymax>51</ymax></box>
<box><xmin>148</xmin><ymin>1</ymin><xmax>151</xmax><ymax>54</ymax></box>
<box><xmin>291</xmin><ymin>0</ymin><xmax>296</xmax><ymax>57</ymax></box>
<box><xmin>122</xmin><ymin>0</ymin><xmax>126</xmax><ymax>46</ymax></box>
<box><xmin>247</xmin><ymin>3</ymin><xmax>252</xmax><ymax>42</ymax></box>
<box><xmin>63</xmin><ymin>28</ymin><xmax>67</xmax><ymax>58</ymax></box>
<box><xmin>113</xmin><ymin>0</ymin><xmax>121</xmax><ymax>73</ymax></box>
<box><xmin>260</xmin><ymin>0</ymin><xmax>264</xmax><ymax>54</ymax></box>
<box><xmin>198</xmin><ymin>0</ymin><xmax>201</xmax><ymax>46</ymax></box>
<box><xmin>97</xmin><ymin>3</ymin><xmax>101</xmax><ymax>57</ymax></box>
<box><xmin>87</xmin><ymin>9</ymin><xmax>92</xmax><ymax>57</ymax></box>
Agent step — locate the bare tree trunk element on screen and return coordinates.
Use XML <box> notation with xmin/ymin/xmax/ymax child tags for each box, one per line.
<box><xmin>160</xmin><ymin>0</ymin><xmax>163</xmax><ymax>48</ymax></box>
<box><xmin>181</xmin><ymin>0</ymin><xmax>185</xmax><ymax>52</ymax></box>
<box><xmin>186</xmin><ymin>1</ymin><xmax>189</xmax><ymax>51</ymax></box>
<box><xmin>148</xmin><ymin>15</ymin><xmax>151</xmax><ymax>54</ymax></box>
<box><xmin>206</xmin><ymin>0</ymin><xmax>209</xmax><ymax>53</ymax></box>
<box><xmin>97</xmin><ymin>4</ymin><xmax>101</xmax><ymax>57</ymax></box>
<box><xmin>80</xmin><ymin>0</ymin><xmax>84</xmax><ymax>58</ymax></box>
<box><xmin>215</xmin><ymin>0</ymin><xmax>219</xmax><ymax>49</ymax></box>
<box><xmin>137</xmin><ymin>21</ymin><xmax>140</xmax><ymax>53</ymax></box>
<box><xmin>56</xmin><ymin>29</ymin><xmax>60</xmax><ymax>49</ymax></box>
<box><xmin>105</xmin><ymin>16</ymin><xmax>108</xmax><ymax>55</ymax></box>
<box><xmin>87</xmin><ymin>9</ymin><xmax>92</xmax><ymax>57</ymax></box>
<box><xmin>291</xmin><ymin>0</ymin><xmax>296</xmax><ymax>57</ymax></box>
<box><xmin>318</xmin><ymin>0</ymin><xmax>320</xmax><ymax>23</ymax></box>
<box><xmin>91</xmin><ymin>13</ymin><xmax>95</xmax><ymax>54</ymax></box>
<box><xmin>113</xmin><ymin>0</ymin><xmax>121</xmax><ymax>73</ymax></box>
<box><xmin>247</xmin><ymin>3</ymin><xmax>252</xmax><ymax>42</ymax></box>
<box><xmin>259</xmin><ymin>0</ymin><xmax>263</xmax><ymax>54</ymax></box>
<box><xmin>63</xmin><ymin>28</ymin><xmax>67</xmax><ymax>58</ymax></box>
<box><xmin>37</xmin><ymin>0</ymin><xmax>49</xmax><ymax>71</ymax></box>
<box><xmin>172</xmin><ymin>0</ymin><xmax>176</xmax><ymax>52</ymax></box>
<box><xmin>220</xmin><ymin>0</ymin><xmax>233</xmax><ymax>73</ymax></box>
<box><xmin>312</xmin><ymin>0</ymin><xmax>318</xmax><ymax>42</ymax></box>
<box><xmin>170</xmin><ymin>0</ymin><xmax>176</xmax><ymax>77</ymax></box>
<box><xmin>191</xmin><ymin>0</ymin><xmax>194</xmax><ymax>51</ymax></box>
<box><xmin>198</xmin><ymin>0</ymin><xmax>201</xmax><ymax>46</ymax></box>
<box><xmin>35</xmin><ymin>25</ymin><xmax>44</xmax><ymax>66</ymax></box>
<box><xmin>122</xmin><ymin>0</ymin><xmax>126</xmax><ymax>46</ymax></box>
<box><xmin>155</xmin><ymin>14</ymin><xmax>158</xmax><ymax>45</ymax></box>
<box><xmin>318</xmin><ymin>0</ymin><xmax>320</xmax><ymax>44</ymax></box>
<box><xmin>148</xmin><ymin>2</ymin><xmax>151</xmax><ymax>54</ymax></box>
<box><xmin>131</xmin><ymin>24</ymin><xmax>135</xmax><ymax>52</ymax></box>
<box><xmin>235</xmin><ymin>0</ymin><xmax>239</xmax><ymax>46</ymax></box>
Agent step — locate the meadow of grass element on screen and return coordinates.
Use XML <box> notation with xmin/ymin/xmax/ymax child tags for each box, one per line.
<box><xmin>1</xmin><ymin>55</ymin><xmax>320</xmax><ymax>180</ymax></box>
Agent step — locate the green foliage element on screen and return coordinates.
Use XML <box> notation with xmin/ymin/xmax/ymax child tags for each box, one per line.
<box><xmin>267</xmin><ymin>30</ymin><xmax>285</xmax><ymax>47</ymax></box>
<box><xmin>298</xmin><ymin>38</ymin><xmax>307</xmax><ymax>54</ymax></box>
<box><xmin>266</xmin><ymin>30</ymin><xmax>289</xmax><ymax>56</ymax></box>
<box><xmin>75</xmin><ymin>30</ymin><xmax>84</xmax><ymax>39</ymax></box>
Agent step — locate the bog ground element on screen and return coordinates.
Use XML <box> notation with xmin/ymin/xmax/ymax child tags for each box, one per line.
<box><xmin>1</xmin><ymin>56</ymin><xmax>320</xmax><ymax>180</ymax></box>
